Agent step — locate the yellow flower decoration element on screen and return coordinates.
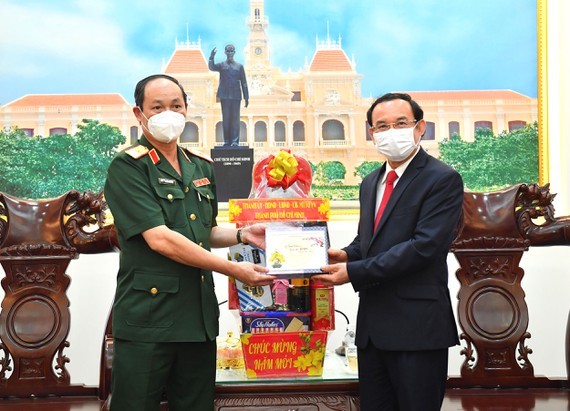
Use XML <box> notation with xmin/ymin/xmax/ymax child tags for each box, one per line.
<box><xmin>293</xmin><ymin>347</ymin><xmax>326</xmax><ymax>374</ymax></box>
<box><xmin>228</xmin><ymin>202</ymin><xmax>243</xmax><ymax>220</ymax></box>
<box><xmin>318</xmin><ymin>201</ymin><xmax>330</xmax><ymax>220</ymax></box>
<box><xmin>246</xmin><ymin>368</ymin><xmax>257</xmax><ymax>378</ymax></box>
<box><xmin>240</xmin><ymin>334</ymin><xmax>251</xmax><ymax>345</ymax></box>
<box><xmin>293</xmin><ymin>354</ymin><xmax>312</xmax><ymax>371</ymax></box>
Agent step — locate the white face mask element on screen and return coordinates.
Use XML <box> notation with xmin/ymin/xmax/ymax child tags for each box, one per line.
<box><xmin>141</xmin><ymin>110</ymin><xmax>185</xmax><ymax>143</ymax></box>
<box><xmin>373</xmin><ymin>124</ymin><xmax>420</xmax><ymax>162</ymax></box>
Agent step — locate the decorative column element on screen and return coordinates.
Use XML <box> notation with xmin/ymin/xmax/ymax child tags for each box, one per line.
<box><xmin>313</xmin><ymin>114</ymin><xmax>320</xmax><ymax>147</ymax></box>
<box><xmin>287</xmin><ymin>116</ymin><xmax>294</xmax><ymax>147</ymax></box>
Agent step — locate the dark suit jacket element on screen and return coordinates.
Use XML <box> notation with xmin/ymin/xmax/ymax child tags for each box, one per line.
<box><xmin>345</xmin><ymin>148</ymin><xmax>463</xmax><ymax>351</ymax></box>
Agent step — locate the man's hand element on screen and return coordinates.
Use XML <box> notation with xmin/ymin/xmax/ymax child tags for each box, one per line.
<box><xmin>244</xmin><ymin>99</ymin><xmax>249</xmax><ymax>108</ymax></box>
<box><xmin>210</xmin><ymin>48</ymin><xmax>217</xmax><ymax>59</ymax></box>
<box><xmin>241</xmin><ymin>223</ymin><xmax>267</xmax><ymax>249</ymax></box>
<box><xmin>328</xmin><ymin>248</ymin><xmax>348</xmax><ymax>264</ymax></box>
<box><xmin>233</xmin><ymin>262</ymin><xmax>276</xmax><ymax>286</ymax></box>
<box><xmin>312</xmin><ymin>263</ymin><xmax>350</xmax><ymax>286</ymax></box>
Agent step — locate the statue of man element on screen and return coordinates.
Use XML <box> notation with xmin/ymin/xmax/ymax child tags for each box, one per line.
<box><xmin>209</xmin><ymin>44</ymin><xmax>249</xmax><ymax>147</ymax></box>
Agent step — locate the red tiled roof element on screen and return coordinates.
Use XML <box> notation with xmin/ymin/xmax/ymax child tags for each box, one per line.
<box><xmin>163</xmin><ymin>49</ymin><xmax>209</xmax><ymax>74</ymax></box>
<box><xmin>400</xmin><ymin>90</ymin><xmax>534</xmax><ymax>101</ymax></box>
<box><xmin>309</xmin><ymin>49</ymin><xmax>353</xmax><ymax>72</ymax></box>
<box><xmin>5</xmin><ymin>94</ymin><xmax>129</xmax><ymax>107</ymax></box>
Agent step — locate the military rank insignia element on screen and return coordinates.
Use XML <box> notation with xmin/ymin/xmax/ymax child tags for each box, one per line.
<box><xmin>124</xmin><ymin>145</ymin><xmax>149</xmax><ymax>159</ymax></box>
<box><xmin>148</xmin><ymin>148</ymin><xmax>160</xmax><ymax>165</ymax></box>
<box><xmin>193</xmin><ymin>178</ymin><xmax>211</xmax><ymax>187</ymax></box>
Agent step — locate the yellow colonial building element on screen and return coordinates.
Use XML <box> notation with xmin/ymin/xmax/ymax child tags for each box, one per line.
<box><xmin>0</xmin><ymin>0</ymin><xmax>537</xmax><ymax>185</ymax></box>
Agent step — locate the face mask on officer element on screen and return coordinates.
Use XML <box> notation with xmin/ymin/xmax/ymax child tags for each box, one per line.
<box><xmin>140</xmin><ymin>110</ymin><xmax>186</xmax><ymax>144</ymax></box>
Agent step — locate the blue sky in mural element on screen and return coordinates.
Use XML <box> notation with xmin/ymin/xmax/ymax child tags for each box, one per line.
<box><xmin>0</xmin><ymin>0</ymin><xmax>537</xmax><ymax>105</ymax></box>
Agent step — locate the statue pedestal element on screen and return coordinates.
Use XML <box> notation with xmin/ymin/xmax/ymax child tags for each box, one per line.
<box><xmin>211</xmin><ymin>148</ymin><xmax>254</xmax><ymax>202</ymax></box>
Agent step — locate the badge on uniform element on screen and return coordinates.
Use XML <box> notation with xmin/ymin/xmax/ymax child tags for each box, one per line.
<box><xmin>158</xmin><ymin>178</ymin><xmax>176</xmax><ymax>185</ymax></box>
<box><xmin>193</xmin><ymin>178</ymin><xmax>211</xmax><ymax>188</ymax></box>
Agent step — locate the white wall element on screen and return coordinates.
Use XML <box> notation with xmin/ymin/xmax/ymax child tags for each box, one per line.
<box><xmin>547</xmin><ymin>0</ymin><xmax>570</xmax><ymax>216</ymax></box>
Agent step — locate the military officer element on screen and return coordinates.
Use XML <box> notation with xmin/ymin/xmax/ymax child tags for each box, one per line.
<box><xmin>104</xmin><ymin>74</ymin><xmax>275</xmax><ymax>411</ymax></box>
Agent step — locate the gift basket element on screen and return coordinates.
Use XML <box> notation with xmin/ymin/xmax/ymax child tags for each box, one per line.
<box><xmin>227</xmin><ymin>150</ymin><xmax>335</xmax><ymax>378</ymax></box>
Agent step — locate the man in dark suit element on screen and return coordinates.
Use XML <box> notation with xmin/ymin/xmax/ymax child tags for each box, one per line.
<box><xmin>313</xmin><ymin>93</ymin><xmax>464</xmax><ymax>411</ymax></box>
<box><xmin>209</xmin><ymin>44</ymin><xmax>249</xmax><ymax>147</ymax></box>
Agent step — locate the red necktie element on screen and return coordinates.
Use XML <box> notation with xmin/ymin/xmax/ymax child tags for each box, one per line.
<box><xmin>374</xmin><ymin>170</ymin><xmax>398</xmax><ymax>231</ymax></box>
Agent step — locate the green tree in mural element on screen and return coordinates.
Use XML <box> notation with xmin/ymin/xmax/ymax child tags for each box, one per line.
<box><xmin>313</xmin><ymin>161</ymin><xmax>346</xmax><ymax>185</ymax></box>
<box><xmin>354</xmin><ymin>160</ymin><xmax>382</xmax><ymax>181</ymax></box>
<box><xmin>439</xmin><ymin>122</ymin><xmax>539</xmax><ymax>191</ymax></box>
<box><xmin>0</xmin><ymin>119</ymin><xmax>126</xmax><ymax>199</ymax></box>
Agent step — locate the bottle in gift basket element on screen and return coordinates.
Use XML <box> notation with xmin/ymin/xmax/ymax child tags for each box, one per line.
<box><xmin>310</xmin><ymin>279</ymin><xmax>335</xmax><ymax>331</ymax></box>
<box><xmin>288</xmin><ymin>277</ymin><xmax>310</xmax><ymax>312</ymax></box>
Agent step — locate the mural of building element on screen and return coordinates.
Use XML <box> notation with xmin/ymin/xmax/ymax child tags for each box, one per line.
<box><xmin>0</xmin><ymin>0</ymin><xmax>537</xmax><ymax>185</ymax></box>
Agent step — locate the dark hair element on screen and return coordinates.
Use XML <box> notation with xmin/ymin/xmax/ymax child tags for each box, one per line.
<box><xmin>366</xmin><ymin>92</ymin><xmax>424</xmax><ymax>126</ymax></box>
<box><xmin>134</xmin><ymin>74</ymin><xmax>188</xmax><ymax>109</ymax></box>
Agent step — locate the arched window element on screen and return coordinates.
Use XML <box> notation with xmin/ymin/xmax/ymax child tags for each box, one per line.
<box><xmin>423</xmin><ymin>121</ymin><xmax>436</xmax><ymax>140</ymax></box>
<box><xmin>21</xmin><ymin>128</ymin><xmax>34</xmax><ymax>137</ymax></box>
<box><xmin>215</xmin><ymin>122</ymin><xmax>224</xmax><ymax>144</ymax></box>
<box><xmin>321</xmin><ymin>119</ymin><xmax>345</xmax><ymax>141</ymax></box>
<box><xmin>474</xmin><ymin>121</ymin><xmax>493</xmax><ymax>133</ymax></box>
<box><xmin>293</xmin><ymin>121</ymin><xmax>305</xmax><ymax>142</ymax></box>
<box><xmin>49</xmin><ymin>127</ymin><xmax>67</xmax><ymax>136</ymax></box>
<box><xmin>130</xmin><ymin>126</ymin><xmax>139</xmax><ymax>144</ymax></box>
<box><xmin>508</xmin><ymin>120</ymin><xmax>527</xmax><ymax>132</ymax></box>
<box><xmin>254</xmin><ymin>121</ymin><xmax>267</xmax><ymax>142</ymax></box>
<box><xmin>181</xmin><ymin>122</ymin><xmax>199</xmax><ymax>143</ymax></box>
<box><xmin>274</xmin><ymin>121</ymin><xmax>286</xmax><ymax>143</ymax></box>
<box><xmin>448</xmin><ymin>121</ymin><xmax>460</xmax><ymax>139</ymax></box>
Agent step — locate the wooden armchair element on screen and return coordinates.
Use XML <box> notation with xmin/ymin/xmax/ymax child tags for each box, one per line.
<box><xmin>0</xmin><ymin>190</ymin><xmax>117</xmax><ymax>398</ymax></box>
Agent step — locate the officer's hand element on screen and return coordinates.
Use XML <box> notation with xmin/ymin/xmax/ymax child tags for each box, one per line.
<box><xmin>241</xmin><ymin>223</ymin><xmax>266</xmax><ymax>249</ymax></box>
<box><xmin>235</xmin><ymin>262</ymin><xmax>276</xmax><ymax>287</ymax></box>
<box><xmin>328</xmin><ymin>248</ymin><xmax>348</xmax><ymax>264</ymax></box>
<box><xmin>244</xmin><ymin>99</ymin><xmax>249</xmax><ymax>108</ymax></box>
<box><xmin>312</xmin><ymin>263</ymin><xmax>350</xmax><ymax>286</ymax></box>
<box><xmin>210</xmin><ymin>48</ymin><xmax>217</xmax><ymax>59</ymax></box>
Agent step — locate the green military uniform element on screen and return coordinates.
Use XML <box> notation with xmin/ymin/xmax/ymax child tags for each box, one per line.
<box><xmin>104</xmin><ymin>135</ymin><xmax>220</xmax><ymax>410</ymax></box>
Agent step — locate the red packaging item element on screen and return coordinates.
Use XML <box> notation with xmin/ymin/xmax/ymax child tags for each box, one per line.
<box><xmin>310</xmin><ymin>279</ymin><xmax>335</xmax><ymax>331</ymax></box>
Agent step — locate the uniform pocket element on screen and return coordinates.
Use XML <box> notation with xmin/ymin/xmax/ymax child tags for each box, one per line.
<box><xmin>152</xmin><ymin>185</ymin><xmax>187</xmax><ymax>228</ymax></box>
<box><xmin>193</xmin><ymin>186</ymin><xmax>216</xmax><ymax>227</ymax></box>
<box><xmin>126</xmin><ymin>272</ymin><xmax>180</xmax><ymax>328</ymax></box>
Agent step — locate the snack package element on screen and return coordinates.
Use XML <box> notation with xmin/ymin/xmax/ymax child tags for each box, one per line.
<box><xmin>229</xmin><ymin>244</ymin><xmax>273</xmax><ymax>311</ymax></box>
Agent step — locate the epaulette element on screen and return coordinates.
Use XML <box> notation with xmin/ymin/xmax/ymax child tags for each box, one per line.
<box><xmin>187</xmin><ymin>148</ymin><xmax>213</xmax><ymax>163</ymax></box>
<box><xmin>124</xmin><ymin>145</ymin><xmax>149</xmax><ymax>159</ymax></box>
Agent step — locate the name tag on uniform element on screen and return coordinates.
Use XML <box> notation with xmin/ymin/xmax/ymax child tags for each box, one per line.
<box><xmin>158</xmin><ymin>178</ymin><xmax>176</xmax><ymax>185</ymax></box>
<box><xmin>193</xmin><ymin>178</ymin><xmax>210</xmax><ymax>187</ymax></box>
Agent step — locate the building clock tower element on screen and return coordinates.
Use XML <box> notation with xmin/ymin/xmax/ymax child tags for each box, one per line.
<box><xmin>245</xmin><ymin>0</ymin><xmax>270</xmax><ymax>69</ymax></box>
